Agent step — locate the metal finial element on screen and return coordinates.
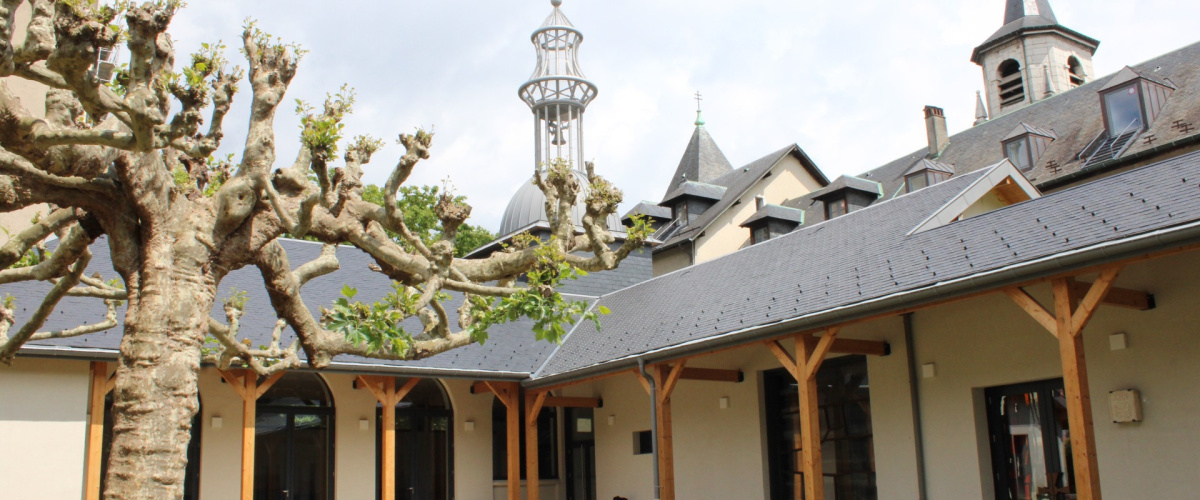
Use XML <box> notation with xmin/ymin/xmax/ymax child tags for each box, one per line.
<box><xmin>551</xmin><ymin>0</ymin><xmax>562</xmax><ymax>6</ymax></box>
<box><xmin>694</xmin><ymin>91</ymin><xmax>706</xmax><ymax>126</ymax></box>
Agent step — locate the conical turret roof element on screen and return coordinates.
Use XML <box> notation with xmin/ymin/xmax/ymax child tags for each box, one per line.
<box><xmin>661</xmin><ymin>126</ymin><xmax>734</xmax><ymax>202</ymax></box>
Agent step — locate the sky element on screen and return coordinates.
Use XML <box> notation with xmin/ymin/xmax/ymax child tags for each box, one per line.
<box><xmin>165</xmin><ymin>0</ymin><xmax>1200</xmax><ymax>233</ymax></box>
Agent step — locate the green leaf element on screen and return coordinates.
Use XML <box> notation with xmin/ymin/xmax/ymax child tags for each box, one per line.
<box><xmin>342</xmin><ymin>285</ymin><xmax>357</xmax><ymax>299</ymax></box>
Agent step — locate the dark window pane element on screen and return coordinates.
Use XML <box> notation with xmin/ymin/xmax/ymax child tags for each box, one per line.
<box><xmin>1104</xmin><ymin>85</ymin><xmax>1143</xmax><ymax>132</ymax></box>
<box><xmin>259</xmin><ymin>373</ymin><xmax>332</xmax><ymax>407</ymax></box>
<box><xmin>906</xmin><ymin>172</ymin><xmax>928</xmax><ymax>192</ymax></box>
<box><xmin>1005</xmin><ymin>139</ymin><xmax>1031</xmax><ymax>171</ymax></box>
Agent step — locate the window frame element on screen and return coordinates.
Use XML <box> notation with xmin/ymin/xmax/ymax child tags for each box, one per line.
<box><xmin>1099</xmin><ymin>82</ymin><xmax>1147</xmax><ymax>135</ymax></box>
<box><xmin>751</xmin><ymin>224</ymin><xmax>771</xmax><ymax>245</ymax></box>
<box><xmin>492</xmin><ymin>396</ymin><xmax>559</xmax><ymax>481</ymax></box>
<box><xmin>1002</xmin><ymin>136</ymin><xmax>1034</xmax><ymax>171</ymax></box>
<box><xmin>825</xmin><ymin>196</ymin><xmax>848</xmax><ymax>219</ymax></box>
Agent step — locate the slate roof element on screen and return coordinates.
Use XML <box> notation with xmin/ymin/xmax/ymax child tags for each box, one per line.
<box><xmin>857</xmin><ymin>40</ymin><xmax>1200</xmax><ymax>200</ymax></box>
<box><xmin>1002</xmin><ymin>123</ymin><xmax>1057</xmax><ymax>141</ymax></box>
<box><xmin>5</xmin><ymin>238</ymin><xmax>593</xmax><ymax>377</ymax></box>
<box><xmin>904</xmin><ymin>159</ymin><xmax>956</xmax><ymax>177</ymax></box>
<box><xmin>655</xmin><ymin>144</ymin><xmax>828</xmax><ymax>250</ymax></box>
<box><xmin>810</xmin><ymin>174</ymin><xmax>884</xmax><ymax>200</ymax></box>
<box><xmin>660</xmin><ymin>181</ymin><xmax>726</xmax><ymax>205</ymax></box>
<box><xmin>738</xmin><ymin>204</ymin><xmax>805</xmax><ymax>227</ymax></box>
<box><xmin>661</xmin><ymin>126</ymin><xmax>734</xmax><ymax>199</ymax></box>
<box><xmin>621</xmin><ymin>201</ymin><xmax>672</xmax><ymax>223</ymax></box>
<box><xmin>533</xmin><ymin>151</ymin><xmax>1200</xmax><ymax>380</ymax></box>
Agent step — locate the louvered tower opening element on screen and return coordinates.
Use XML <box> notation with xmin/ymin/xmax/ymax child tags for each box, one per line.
<box><xmin>998</xmin><ymin>59</ymin><xmax>1025</xmax><ymax>108</ymax></box>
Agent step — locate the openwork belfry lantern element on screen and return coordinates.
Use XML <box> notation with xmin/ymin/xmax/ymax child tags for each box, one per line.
<box><xmin>519</xmin><ymin>0</ymin><xmax>597</xmax><ymax>171</ymax></box>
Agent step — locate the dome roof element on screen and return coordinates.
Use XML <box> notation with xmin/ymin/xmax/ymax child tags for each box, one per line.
<box><xmin>498</xmin><ymin>169</ymin><xmax>623</xmax><ymax>237</ymax></box>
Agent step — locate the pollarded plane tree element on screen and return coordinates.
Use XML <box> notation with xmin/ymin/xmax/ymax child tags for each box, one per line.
<box><xmin>0</xmin><ymin>2</ymin><xmax>647</xmax><ymax>498</ymax></box>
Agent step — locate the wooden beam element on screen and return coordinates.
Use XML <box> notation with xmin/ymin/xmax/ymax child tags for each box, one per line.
<box><xmin>828</xmin><ymin>338</ymin><xmax>890</xmax><ymax>357</ymax></box>
<box><xmin>1006</xmin><ymin>287</ymin><xmax>1058</xmax><ymax>337</ymax></box>
<box><xmin>1068</xmin><ymin>278</ymin><xmax>1152</xmax><ymax>311</ymax></box>
<box><xmin>1053</xmin><ymin>278</ymin><xmax>1103</xmax><ymax>500</ymax></box>
<box><xmin>380</xmin><ymin>377</ymin><xmax>397</xmax><ymax>500</ymax></box>
<box><xmin>393</xmin><ymin>377</ymin><xmax>421</xmax><ymax>406</ymax></box>
<box><xmin>504</xmin><ymin>384</ymin><xmax>521</xmax><ymax>500</ymax></box>
<box><xmin>1071</xmin><ymin>267</ymin><xmax>1121</xmax><ymax>335</ymax></box>
<box><xmin>795</xmin><ymin>334</ymin><xmax>824</xmax><ymax>500</ymax></box>
<box><xmin>804</xmin><ymin>328</ymin><xmax>840</xmax><ymax>381</ymax></box>
<box><xmin>218</xmin><ymin>369</ymin><xmax>247</xmax><ymax>399</ymax></box>
<box><xmin>355</xmin><ymin>375</ymin><xmax>388</xmax><ymax>403</ymax></box>
<box><xmin>469</xmin><ymin>380</ymin><xmax>490</xmax><ymax>394</ymax></box>
<box><xmin>764</xmin><ymin>339</ymin><xmax>797</xmax><ymax>375</ymax></box>
<box><xmin>542</xmin><ymin>396</ymin><xmax>601</xmax><ymax>408</ymax></box>
<box><xmin>660</xmin><ymin>360</ymin><xmax>687</xmax><ymax>398</ymax></box>
<box><xmin>254</xmin><ymin>371</ymin><xmax>285</xmax><ymax>400</ymax></box>
<box><xmin>633</xmin><ymin>369</ymin><xmax>652</xmax><ymax>396</ymax></box>
<box><xmin>239</xmin><ymin>372</ymin><xmax>256</xmax><ymax>500</ymax></box>
<box><xmin>104</xmin><ymin>372</ymin><xmax>116</xmax><ymax>394</ymax></box>
<box><xmin>678</xmin><ymin>367</ymin><xmax>743</xmax><ymax>383</ymax></box>
<box><xmin>525</xmin><ymin>391</ymin><xmax>545</xmax><ymax>500</ymax></box>
<box><xmin>84</xmin><ymin>361</ymin><xmax>108</xmax><ymax>500</ymax></box>
<box><xmin>652</xmin><ymin>365</ymin><xmax>678</xmax><ymax>500</ymax></box>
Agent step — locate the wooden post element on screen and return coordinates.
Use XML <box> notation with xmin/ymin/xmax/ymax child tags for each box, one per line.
<box><xmin>651</xmin><ymin>361</ymin><xmax>686</xmax><ymax>500</ymax></box>
<box><xmin>355</xmin><ymin>375</ymin><xmax>421</xmax><ymax>500</ymax></box>
<box><xmin>380</xmin><ymin>377</ymin><xmax>397</xmax><ymax>500</ymax></box>
<box><xmin>1053</xmin><ymin>278</ymin><xmax>1103</xmax><ymax>500</ymax></box>
<box><xmin>240</xmin><ymin>373</ymin><xmax>257</xmax><ymax>500</ymax></box>
<box><xmin>1007</xmin><ymin>269</ymin><xmax>1120</xmax><ymax>500</ymax></box>
<box><xmin>484</xmin><ymin>381</ymin><xmax>522</xmax><ymax>500</ymax></box>
<box><xmin>765</xmin><ymin>327</ymin><xmax>840</xmax><ymax>500</ymax></box>
<box><xmin>219</xmin><ymin>370</ymin><xmax>285</xmax><ymax>500</ymax></box>
<box><xmin>84</xmin><ymin>362</ymin><xmax>109</xmax><ymax>500</ymax></box>
<box><xmin>525</xmin><ymin>391</ymin><xmax>548</xmax><ymax>500</ymax></box>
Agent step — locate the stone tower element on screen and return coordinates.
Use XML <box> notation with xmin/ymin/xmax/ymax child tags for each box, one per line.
<box><xmin>971</xmin><ymin>0</ymin><xmax>1099</xmax><ymax>118</ymax></box>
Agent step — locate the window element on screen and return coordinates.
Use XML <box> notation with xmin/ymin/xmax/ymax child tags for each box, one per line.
<box><xmin>764</xmin><ymin>356</ymin><xmax>876</xmax><ymax>499</ymax></box>
<box><xmin>1102</xmin><ymin>84</ymin><xmax>1144</xmax><ymax>133</ymax></box>
<box><xmin>1067</xmin><ymin>56</ymin><xmax>1085</xmax><ymax>87</ymax></box>
<box><xmin>825</xmin><ymin>197</ymin><xmax>848</xmax><ymax>219</ymax></box>
<box><xmin>633</xmin><ymin>430</ymin><xmax>653</xmax><ymax>455</ymax></box>
<box><xmin>985</xmin><ymin>379</ymin><xmax>1073</xmax><ymax>500</ymax></box>
<box><xmin>673</xmin><ymin>200</ymin><xmax>688</xmax><ymax>225</ymax></box>
<box><xmin>998</xmin><ymin>59</ymin><xmax>1025</xmax><ymax>108</ymax></box>
<box><xmin>256</xmin><ymin>372</ymin><xmax>335</xmax><ymax>500</ymax></box>
<box><xmin>1004</xmin><ymin>137</ymin><xmax>1033</xmax><ymax>171</ymax></box>
<box><xmin>905</xmin><ymin>171</ymin><xmax>928</xmax><ymax>192</ymax></box>
<box><xmin>493</xmin><ymin>397</ymin><xmax>558</xmax><ymax>480</ymax></box>
<box><xmin>751</xmin><ymin>225</ymin><xmax>771</xmax><ymax>244</ymax></box>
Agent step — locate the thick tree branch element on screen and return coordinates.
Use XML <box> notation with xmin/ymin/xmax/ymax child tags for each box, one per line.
<box><xmin>29</xmin><ymin>298</ymin><xmax>117</xmax><ymax>341</ymax></box>
<box><xmin>0</xmin><ymin>207</ymin><xmax>76</xmax><ymax>268</ymax></box>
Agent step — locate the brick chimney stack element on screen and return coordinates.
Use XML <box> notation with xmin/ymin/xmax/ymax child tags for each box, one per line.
<box><xmin>924</xmin><ymin>105</ymin><xmax>949</xmax><ymax>158</ymax></box>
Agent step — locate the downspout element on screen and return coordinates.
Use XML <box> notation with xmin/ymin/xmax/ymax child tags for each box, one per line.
<box><xmin>903</xmin><ymin>313</ymin><xmax>928</xmax><ymax>499</ymax></box>
<box><xmin>638</xmin><ymin>357</ymin><xmax>661</xmax><ymax>499</ymax></box>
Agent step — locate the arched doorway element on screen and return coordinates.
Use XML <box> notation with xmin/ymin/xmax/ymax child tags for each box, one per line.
<box><xmin>376</xmin><ymin>379</ymin><xmax>454</xmax><ymax>500</ymax></box>
<box><xmin>255</xmin><ymin>372</ymin><xmax>335</xmax><ymax>500</ymax></box>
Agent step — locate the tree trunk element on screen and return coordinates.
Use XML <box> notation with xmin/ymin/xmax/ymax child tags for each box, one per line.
<box><xmin>103</xmin><ymin>229</ymin><xmax>216</xmax><ymax>500</ymax></box>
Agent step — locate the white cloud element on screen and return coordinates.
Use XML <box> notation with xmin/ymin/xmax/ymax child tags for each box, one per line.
<box><xmin>164</xmin><ymin>0</ymin><xmax>1200</xmax><ymax>232</ymax></box>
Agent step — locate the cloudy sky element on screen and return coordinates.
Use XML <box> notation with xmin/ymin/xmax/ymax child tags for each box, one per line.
<box><xmin>166</xmin><ymin>0</ymin><xmax>1200</xmax><ymax>233</ymax></box>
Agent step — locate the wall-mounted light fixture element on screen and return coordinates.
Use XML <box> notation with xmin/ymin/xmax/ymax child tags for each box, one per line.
<box><xmin>211</xmin><ymin>416</ymin><xmax>223</xmax><ymax>429</ymax></box>
<box><xmin>718</xmin><ymin>396</ymin><xmax>730</xmax><ymax>409</ymax></box>
<box><xmin>359</xmin><ymin>418</ymin><xmax>369</xmax><ymax>431</ymax></box>
<box><xmin>607</xmin><ymin>415</ymin><xmax>615</xmax><ymax>426</ymax></box>
<box><xmin>464</xmin><ymin>420</ymin><xmax>475</xmax><ymax>432</ymax></box>
<box><xmin>1109</xmin><ymin>332</ymin><xmax>1129</xmax><ymax>351</ymax></box>
<box><xmin>922</xmin><ymin>363</ymin><xmax>937</xmax><ymax>379</ymax></box>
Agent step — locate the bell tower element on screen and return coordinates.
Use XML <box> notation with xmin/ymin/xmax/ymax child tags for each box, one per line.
<box><xmin>519</xmin><ymin>0</ymin><xmax>597</xmax><ymax>171</ymax></box>
<box><xmin>971</xmin><ymin>0</ymin><xmax>1099</xmax><ymax>118</ymax></box>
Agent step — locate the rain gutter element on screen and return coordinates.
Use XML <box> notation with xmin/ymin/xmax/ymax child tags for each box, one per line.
<box><xmin>525</xmin><ymin>216</ymin><xmax>1200</xmax><ymax>390</ymax></box>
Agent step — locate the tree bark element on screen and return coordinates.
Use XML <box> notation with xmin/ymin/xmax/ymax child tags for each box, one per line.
<box><xmin>103</xmin><ymin>228</ymin><xmax>215</xmax><ymax>500</ymax></box>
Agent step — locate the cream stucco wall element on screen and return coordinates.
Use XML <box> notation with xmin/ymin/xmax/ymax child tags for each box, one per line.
<box><xmin>693</xmin><ymin>155</ymin><xmax>825</xmax><ymax>265</ymax></box>
<box><xmin>571</xmin><ymin>317</ymin><xmax>921</xmax><ymax>500</ymax></box>
<box><xmin>912</xmin><ymin>253</ymin><xmax>1200</xmax><ymax>499</ymax></box>
<box><xmin>0</xmin><ymin>357</ymin><xmax>91</xmax><ymax>500</ymax></box>
<box><xmin>652</xmin><ymin>245</ymin><xmax>692</xmax><ymax>277</ymax></box>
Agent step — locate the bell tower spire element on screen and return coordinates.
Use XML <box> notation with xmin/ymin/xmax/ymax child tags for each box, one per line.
<box><xmin>519</xmin><ymin>0</ymin><xmax>598</xmax><ymax>172</ymax></box>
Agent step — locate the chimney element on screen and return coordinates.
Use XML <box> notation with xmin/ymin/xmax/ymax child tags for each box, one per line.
<box><xmin>924</xmin><ymin>105</ymin><xmax>949</xmax><ymax>157</ymax></box>
<box><xmin>755</xmin><ymin>195</ymin><xmax>765</xmax><ymax>210</ymax></box>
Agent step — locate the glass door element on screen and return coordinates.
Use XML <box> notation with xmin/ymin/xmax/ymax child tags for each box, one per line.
<box><xmin>985</xmin><ymin>378</ymin><xmax>1073</xmax><ymax>500</ymax></box>
<box><xmin>255</xmin><ymin>373</ymin><xmax>335</xmax><ymax>500</ymax></box>
<box><xmin>565</xmin><ymin>408</ymin><xmax>596</xmax><ymax>500</ymax></box>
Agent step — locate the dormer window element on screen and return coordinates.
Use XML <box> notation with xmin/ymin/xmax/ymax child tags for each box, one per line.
<box><xmin>659</xmin><ymin>180</ymin><xmax>726</xmax><ymax>229</ymax></box>
<box><xmin>1001</xmin><ymin>123</ymin><xmax>1056</xmax><ymax>172</ymax></box>
<box><xmin>811</xmin><ymin>175</ymin><xmax>882</xmax><ymax>221</ymax></box>
<box><xmin>673</xmin><ymin>200</ymin><xmax>688</xmax><ymax>224</ymax></box>
<box><xmin>740</xmin><ymin>203</ymin><xmax>804</xmax><ymax>245</ymax></box>
<box><xmin>1102</xmin><ymin>84</ymin><xmax>1143</xmax><ymax>133</ymax></box>
<box><xmin>903</xmin><ymin>159</ymin><xmax>954</xmax><ymax>193</ymax></box>
<box><xmin>825</xmin><ymin>197</ymin><xmax>848</xmax><ymax>219</ymax></box>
